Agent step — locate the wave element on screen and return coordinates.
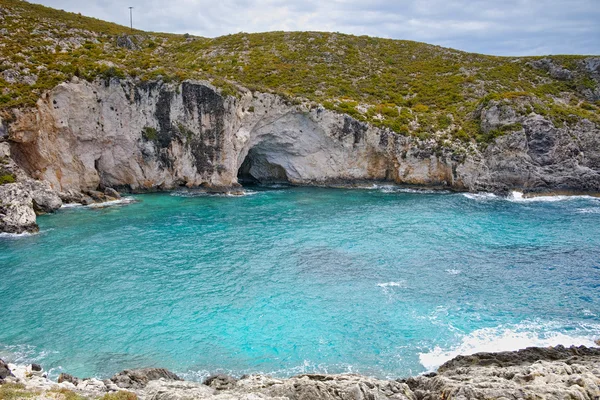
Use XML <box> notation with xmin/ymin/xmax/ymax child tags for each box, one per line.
<box><xmin>445</xmin><ymin>269</ymin><xmax>462</xmax><ymax>275</ymax></box>
<box><xmin>462</xmin><ymin>191</ymin><xmax>600</xmax><ymax>203</ymax></box>
<box><xmin>508</xmin><ymin>191</ymin><xmax>599</xmax><ymax>203</ymax></box>
<box><xmin>178</xmin><ymin>360</ymin><xmax>362</xmax><ymax>382</ymax></box>
<box><xmin>462</xmin><ymin>192</ymin><xmax>499</xmax><ymax>201</ymax></box>
<box><xmin>0</xmin><ymin>231</ymin><xmax>37</xmax><ymax>239</ymax></box>
<box><xmin>170</xmin><ymin>190</ymin><xmax>258</xmax><ymax>198</ymax></box>
<box><xmin>576</xmin><ymin>208</ymin><xmax>600</xmax><ymax>214</ymax></box>
<box><xmin>365</xmin><ymin>184</ymin><xmax>449</xmax><ymax>194</ymax></box>
<box><xmin>60</xmin><ymin>197</ymin><xmax>137</xmax><ymax>209</ymax></box>
<box><xmin>87</xmin><ymin>197</ymin><xmax>137</xmax><ymax>208</ymax></box>
<box><xmin>60</xmin><ymin>203</ymin><xmax>84</xmax><ymax>208</ymax></box>
<box><xmin>377</xmin><ymin>281</ymin><xmax>406</xmax><ymax>288</ymax></box>
<box><xmin>418</xmin><ymin>320</ymin><xmax>600</xmax><ymax>372</ymax></box>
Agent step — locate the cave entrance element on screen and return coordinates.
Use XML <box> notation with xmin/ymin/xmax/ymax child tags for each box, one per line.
<box><xmin>237</xmin><ymin>146</ymin><xmax>290</xmax><ymax>185</ymax></box>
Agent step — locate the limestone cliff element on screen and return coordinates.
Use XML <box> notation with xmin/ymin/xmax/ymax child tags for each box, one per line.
<box><xmin>7</xmin><ymin>77</ymin><xmax>600</xmax><ymax>193</ymax></box>
<box><xmin>1</xmin><ymin>77</ymin><xmax>599</xmax><ymax>233</ymax></box>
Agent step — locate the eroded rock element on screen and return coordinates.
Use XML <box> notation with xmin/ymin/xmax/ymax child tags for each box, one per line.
<box><xmin>111</xmin><ymin>368</ymin><xmax>182</xmax><ymax>389</ymax></box>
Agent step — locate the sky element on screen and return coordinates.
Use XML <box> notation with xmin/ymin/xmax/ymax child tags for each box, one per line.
<box><xmin>30</xmin><ymin>0</ymin><xmax>600</xmax><ymax>56</ymax></box>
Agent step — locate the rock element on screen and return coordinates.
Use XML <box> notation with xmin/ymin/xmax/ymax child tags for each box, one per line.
<box><xmin>234</xmin><ymin>374</ymin><xmax>416</xmax><ymax>400</ymax></box>
<box><xmin>595</xmin><ymin>338</ymin><xmax>600</xmax><ymax>346</ymax></box>
<box><xmin>1</xmin><ymin>69</ymin><xmax>19</xmax><ymax>84</ymax></box>
<box><xmin>75</xmin><ymin>377</ymin><xmax>110</xmax><ymax>395</ymax></box>
<box><xmin>80</xmin><ymin>195</ymin><xmax>95</xmax><ymax>206</ymax></box>
<box><xmin>437</xmin><ymin>344</ymin><xmax>600</xmax><ymax>371</ymax></box>
<box><xmin>531</xmin><ymin>58</ymin><xmax>574</xmax><ymax>80</ymax></box>
<box><xmin>85</xmin><ymin>190</ymin><xmax>107</xmax><ymax>202</ymax></box>
<box><xmin>24</xmin><ymin>180</ymin><xmax>62</xmax><ymax>213</ymax></box>
<box><xmin>104</xmin><ymin>187</ymin><xmax>121</xmax><ymax>199</ymax></box>
<box><xmin>203</xmin><ymin>374</ymin><xmax>237</xmax><ymax>390</ymax></box>
<box><xmin>111</xmin><ymin>368</ymin><xmax>182</xmax><ymax>389</ymax></box>
<box><xmin>116</xmin><ymin>35</ymin><xmax>139</xmax><ymax>50</ymax></box>
<box><xmin>0</xmin><ymin>359</ymin><xmax>14</xmax><ymax>380</ymax></box>
<box><xmin>0</xmin><ymin>182</ymin><xmax>39</xmax><ymax>233</ymax></box>
<box><xmin>0</xmin><ymin>179</ymin><xmax>62</xmax><ymax>233</ymax></box>
<box><xmin>30</xmin><ymin>363</ymin><xmax>42</xmax><ymax>372</ymax></box>
<box><xmin>140</xmin><ymin>379</ymin><xmax>215</xmax><ymax>400</ymax></box>
<box><xmin>58</xmin><ymin>373</ymin><xmax>79</xmax><ymax>385</ymax></box>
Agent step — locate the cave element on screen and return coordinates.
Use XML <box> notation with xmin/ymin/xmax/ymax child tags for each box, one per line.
<box><xmin>237</xmin><ymin>145</ymin><xmax>291</xmax><ymax>185</ymax></box>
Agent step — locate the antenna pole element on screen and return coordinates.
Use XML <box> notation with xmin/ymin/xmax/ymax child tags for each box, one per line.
<box><xmin>129</xmin><ymin>7</ymin><xmax>133</xmax><ymax>31</ymax></box>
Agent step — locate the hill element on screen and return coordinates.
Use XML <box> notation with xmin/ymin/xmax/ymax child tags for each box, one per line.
<box><xmin>1</xmin><ymin>0</ymin><xmax>598</xmax><ymax>144</ymax></box>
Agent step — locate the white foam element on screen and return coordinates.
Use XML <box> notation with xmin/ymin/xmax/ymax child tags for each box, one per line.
<box><xmin>418</xmin><ymin>320</ymin><xmax>600</xmax><ymax>372</ymax></box>
<box><xmin>0</xmin><ymin>231</ymin><xmax>37</xmax><ymax>239</ymax></box>
<box><xmin>60</xmin><ymin>203</ymin><xmax>83</xmax><ymax>208</ymax></box>
<box><xmin>509</xmin><ymin>191</ymin><xmax>598</xmax><ymax>203</ymax></box>
<box><xmin>171</xmin><ymin>190</ymin><xmax>258</xmax><ymax>198</ymax></box>
<box><xmin>576</xmin><ymin>208</ymin><xmax>600</xmax><ymax>214</ymax></box>
<box><xmin>462</xmin><ymin>192</ymin><xmax>498</xmax><ymax>201</ymax></box>
<box><xmin>87</xmin><ymin>197</ymin><xmax>136</xmax><ymax>208</ymax></box>
<box><xmin>445</xmin><ymin>269</ymin><xmax>462</xmax><ymax>275</ymax></box>
<box><xmin>377</xmin><ymin>281</ymin><xmax>406</xmax><ymax>288</ymax></box>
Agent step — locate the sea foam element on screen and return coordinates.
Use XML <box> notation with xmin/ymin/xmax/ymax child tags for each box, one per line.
<box><xmin>418</xmin><ymin>320</ymin><xmax>600</xmax><ymax>372</ymax></box>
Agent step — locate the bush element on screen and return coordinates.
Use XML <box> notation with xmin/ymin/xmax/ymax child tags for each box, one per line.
<box><xmin>0</xmin><ymin>172</ymin><xmax>16</xmax><ymax>185</ymax></box>
<box><xmin>412</xmin><ymin>104</ymin><xmax>429</xmax><ymax>113</ymax></box>
<box><xmin>101</xmin><ymin>391</ymin><xmax>138</xmax><ymax>400</ymax></box>
<box><xmin>141</xmin><ymin>126</ymin><xmax>158</xmax><ymax>141</ymax></box>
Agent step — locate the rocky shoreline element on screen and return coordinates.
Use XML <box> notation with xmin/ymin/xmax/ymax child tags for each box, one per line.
<box><xmin>1</xmin><ymin>75</ymin><xmax>600</xmax><ymax>234</ymax></box>
<box><xmin>1</xmin><ymin>345</ymin><xmax>599</xmax><ymax>399</ymax></box>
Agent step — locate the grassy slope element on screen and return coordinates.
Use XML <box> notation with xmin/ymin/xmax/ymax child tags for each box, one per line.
<box><xmin>0</xmin><ymin>0</ymin><xmax>598</xmax><ymax>144</ymax></box>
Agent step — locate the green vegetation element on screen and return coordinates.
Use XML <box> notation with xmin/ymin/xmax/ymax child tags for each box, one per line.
<box><xmin>48</xmin><ymin>388</ymin><xmax>86</xmax><ymax>400</ymax></box>
<box><xmin>0</xmin><ymin>173</ymin><xmax>16</xmax><ymax>185</ymax></box>
<box><xmin>100</xmin><ymin>391</ymin><xmax>137</xmax><ymax>400</ymax></box>
<box><xmin>0</xmin><ymin>0</ymin><xmax>598</xmax><ymax>145</ymax></box>
<box><xmin>0</xmin><ymin>383</ymin><xmax>37</xmax><ymax>400</ymax></box>
<box><xmin>141</xmin><ymin>126</ymin><xmax>158</xmax><ymax>141</ymax></box>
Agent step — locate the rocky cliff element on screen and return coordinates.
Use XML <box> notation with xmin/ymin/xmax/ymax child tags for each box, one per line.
<box><xmin>1</xmin><ymin>76</ymin><xmax>599</xmax><ymax>233</ymax></box>
<box><xmin>2</xmin><ymin>345</ymin><xmax>600</xmax><ymax>400</ymax></box>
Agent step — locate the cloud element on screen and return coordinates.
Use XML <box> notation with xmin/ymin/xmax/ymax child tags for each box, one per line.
<box><xmin>29</xmin><ymin>0</ymin><xmax>600</xmax><ymax>56</ymax></box>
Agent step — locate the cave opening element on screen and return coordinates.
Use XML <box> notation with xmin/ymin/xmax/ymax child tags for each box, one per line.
<box><xmin>237</xmin><ymin>146</ymin><xmax>290</xmax><ymax>185</ymax></box>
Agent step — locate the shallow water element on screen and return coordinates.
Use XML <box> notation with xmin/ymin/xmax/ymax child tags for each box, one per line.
<box><xmin>1</xmin><ymin>186</ymin><xmax>599</xmax><ymax>380</ymax></box>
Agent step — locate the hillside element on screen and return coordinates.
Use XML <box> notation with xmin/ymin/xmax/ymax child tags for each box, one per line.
<box><xmin>1</xmin><ymin>0</ymin><xmax>598</xmax><ymax>145</ymax></box>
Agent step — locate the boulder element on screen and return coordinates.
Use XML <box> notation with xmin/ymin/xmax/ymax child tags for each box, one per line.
<box><xmin>0</xmin><ymin>182</ymin><xmax>38</xmax><ymax>233</ymax></box>
<box><xmin>111</xmin><ymin>368</ymin><xmax>182</xmax><ymax>389</ymax></box>
<box><xmin>0</xmin><ymin>359</ymin><xmax>13</xmax><ymax>380</ymax></box>
<box><xmin>23</xmin><ymin>180</ymin><xmax>62</xmax><ymax>213</ymax></box>
<box><xmin>58</xmin><ymin>373</ymin><xmax>79</xmax><ymax>385</ymax></box>
<box><xmin>104</xmin><ymin>187</ymin><xmax>121</xmax><ymax>199</ymax></box>
<box><xmin>203</xmin><ymin>374</ymin><xmax>237</xmax><ymax>390</ymax></box>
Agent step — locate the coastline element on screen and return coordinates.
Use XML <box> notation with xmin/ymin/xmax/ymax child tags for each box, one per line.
<box><xmin>2</xmin><ymin>345</ymin><xmax>599</xmax><ymax>400</ymax></box>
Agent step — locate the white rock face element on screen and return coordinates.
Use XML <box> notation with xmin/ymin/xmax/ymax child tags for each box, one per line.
<box><xmin>2</xmin><ymin>77</ymin><xmax>600</xmax><ymax>233</ymax></box>
<box><xmin>7</xmin><ymin>78</ymin><xmax>472</xmax><ymax>194</ymax></box>
<box><xmin>0</xmin><ymin>182</ymin><xmax>39</xmax><ymax>233</ymax></box>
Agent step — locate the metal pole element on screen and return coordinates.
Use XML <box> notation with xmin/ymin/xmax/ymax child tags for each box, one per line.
<box><xmin>129</xmin><ymin>7</ymin><xmax>133</xmax><ymax>31</ymax></box>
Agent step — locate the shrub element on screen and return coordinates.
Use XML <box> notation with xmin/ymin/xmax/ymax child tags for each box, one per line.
<box><xmin>100</xmin><ymin>391</ymin><xmax>138</xmax><ymax>400</ymax></box>
<box><xmin>141</xmin><ymin>126</ymin><xmax>158</xmax><ymax>141</ymax></box>
<box><xmin>0</xmin><ymin>172</ymin><xmax>16</xmax><ymax>185</ymax></box>
<box><xmin>412</xmin><ymin>104</ymin><xmax>429</xmax><ymax>113</ymax></box>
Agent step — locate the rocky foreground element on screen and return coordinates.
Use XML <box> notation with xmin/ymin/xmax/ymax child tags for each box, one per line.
<box><xmin>1</xmin><ymin>345</ymin><xmax>599</xmax><ymax>400</ymax></box>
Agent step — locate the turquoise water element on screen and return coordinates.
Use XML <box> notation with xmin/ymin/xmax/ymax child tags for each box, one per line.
<box><xmin>1</xmin><ymin>186</ymin><xmax>600</xmax><ymax>381</ymax></box>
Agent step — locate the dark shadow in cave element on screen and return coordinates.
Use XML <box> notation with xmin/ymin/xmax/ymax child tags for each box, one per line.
<box><xmin>237</xmin><ymin>146</ymin><xmax>290</xmax><ymax>185</ymax></box>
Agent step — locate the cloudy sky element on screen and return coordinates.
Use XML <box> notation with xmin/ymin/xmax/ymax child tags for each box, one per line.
<box><xmin>31</xmin><ymin>0</ymin><xmax>600</xmax><ymax>56</ymax></box>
